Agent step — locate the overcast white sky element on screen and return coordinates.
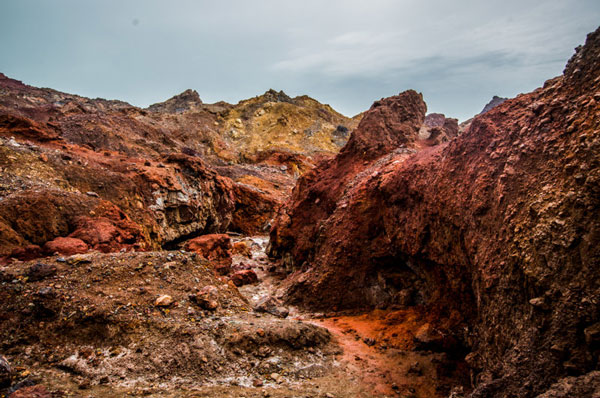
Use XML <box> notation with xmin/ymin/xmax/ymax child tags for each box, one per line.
<box><xmin>1</xmin><ymin>0</ymin><xmax>599</xmax><ymax>120</ymax></box>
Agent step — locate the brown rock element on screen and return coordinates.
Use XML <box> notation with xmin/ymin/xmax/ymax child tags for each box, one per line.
<box><xmin>254</xmin><ymin>295</ymin><xmax>289</xmax><ymax>318</ymax></box>
<box><xmin>190</xmin><ymin>285</ymin><xmax>219</xmax><ymax>310</ymax></box>
<box><xmin>0</xmin><ymin>354</ymin><xmax>12</xmax><ymax>388</ymax></box>
<box><xmin>230</xmin><ymin>269</ymin><xmax>258</xmax><ymax>286</ymax></box>
<box><xmin>232</xmin><ymin>241</ymin><xmax>252</xmax><ymax>257</ymax></box>
<box><xmin>252</xmin><ymin>378</ymin><xmax>264</xmax><ymax>387</ymax></box>
<box><xmin>340</xmin><ymin>90</ymin><xmax>426</xmax><ymax>160</ymax></box>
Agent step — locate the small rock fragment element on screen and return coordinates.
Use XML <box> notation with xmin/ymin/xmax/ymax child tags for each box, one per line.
<box><xmin>154</xmin><ymin>295</ymin><xmax>173</xmax><ymax>307</ymax></box>
<box><xmin>190</xmin><ymin>285</ymin><xmax>219</xmax><ymax>310</ymax></box>
<box><xmin>0</xmin><ymin>354</ymin><xmax>12</xmax><ymax>388</ymax></box>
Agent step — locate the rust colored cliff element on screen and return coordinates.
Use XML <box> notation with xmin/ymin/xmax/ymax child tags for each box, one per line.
<box><xmin>269</xmin><ymin>28</ymin><xmax>600</xmax><ymax>397</ymax></box>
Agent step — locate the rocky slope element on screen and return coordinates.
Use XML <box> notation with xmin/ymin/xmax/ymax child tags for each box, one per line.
<box><xmin>268</xmin><ymin>27</ymin><xmax>600</xmax><ymax>397</ymax></box>
<box><xmin>0</xmin><ymin>243</ymin><xmax>358</xmax><ymax>397</ymax></box>
<box><xmin>0</xmin><ymin>75</ymin><xmax>358</xmax><ymax>259</ymax></box>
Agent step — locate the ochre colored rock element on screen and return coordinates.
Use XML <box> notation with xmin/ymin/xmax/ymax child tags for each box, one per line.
<box><xmin>43</xmin><ymin>237</ymin><xmax>88</xmax><ymax>256</ymax></box>
<box><xmin>232</xmin><ymin>241</ymin><xmax>252</xmax><ymax>257</ymax></box>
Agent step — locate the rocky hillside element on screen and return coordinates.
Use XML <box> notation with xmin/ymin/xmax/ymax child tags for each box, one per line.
<box><xmin>0</xmin><ymin>74</ymin><xmax>358</xmax><ymax>259</ymax></box>
<box><xmin>268</xmin><ymin>27</ymin><xmax>600</xmax><ymax>397</ymax></box>
<box><xmin>144</xmin><ymin>87</ymin><xmax>360</xmax><ymax>167</ymax></box>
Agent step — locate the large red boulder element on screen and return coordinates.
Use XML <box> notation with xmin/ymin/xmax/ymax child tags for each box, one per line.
<box><xmin>268</xmin><ymin>90</ymin><xmax>427</xmax><ymax>271</ymax></box>
<box><xmin>43</xmin><ymin>237</ymin><xmax>88</xmax><ymax>256</ymax></box>
<box><xmin>184</xmin><ymin>234</ymin><xmax>232</xmax><ymax>270</ymax></box>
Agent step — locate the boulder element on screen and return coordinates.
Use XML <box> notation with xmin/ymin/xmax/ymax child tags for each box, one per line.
<box><xmin>184</xmin><ymin>234</ymin><xmax>232</xmax><ymax>271</ymax></box>
<box><xmin>232</xmin><ymin>241</ymin><xmax>252</xmax><ymax>257</ymax></box>
<box><xmin>43</xmin><ymin>237</ymin><xmax>88</xmax><ymax>256</ymax></box>
<box><xmin>230</xmin><ymin>269</ymin><xmax>258</xmax><ymax>286</ymax></box>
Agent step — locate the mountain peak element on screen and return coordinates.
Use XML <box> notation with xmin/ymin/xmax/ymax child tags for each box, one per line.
<box><xmin>261</xmin><ymin>89</ymin><xmax>293</xmax><ymax>103</ymax></box>
<box><xmin>147</xmin><ymin>89</ymin><xmax>203</xmax><ymax>113</ymax></box>
<box><xmin>479</xmin><ymin>95</ymin><xmax>508</xmax><ymax>114</ymax></box>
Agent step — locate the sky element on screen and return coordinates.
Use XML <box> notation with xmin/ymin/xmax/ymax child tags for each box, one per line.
<box><xmin>1</xmin><ymin>1</ymin><xmax>599</xmax><ymax>121</ymax></box>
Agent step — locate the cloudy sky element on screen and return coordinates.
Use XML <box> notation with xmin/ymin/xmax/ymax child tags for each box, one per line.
<box><xmin>1</xmin><ymin>1</ymin><xmax>599</xmax><ymax>120</ymax></box>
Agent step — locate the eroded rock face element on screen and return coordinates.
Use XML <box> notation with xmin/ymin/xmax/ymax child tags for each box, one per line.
<box><xmin>269</xmin><ymin>27</ymin><xmax>600</xmax><ymax>397</ymax></box>
<box><xmin>146</xmin><ymin>89</ymin><xmax>203</xmax><ymax>113</ymax></box>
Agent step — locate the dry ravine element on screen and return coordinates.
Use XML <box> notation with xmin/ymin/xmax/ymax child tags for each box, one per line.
<box><xmin>1</xmin><ymin>235</ymin><xmax>464</xmax><ymax>397</ymax></box>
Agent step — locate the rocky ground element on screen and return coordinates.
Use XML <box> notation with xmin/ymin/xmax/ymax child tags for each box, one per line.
<box><xmin>0</xmin><ymin>236</ymin><xmax>469</xmax><ymax>398</ymax></box>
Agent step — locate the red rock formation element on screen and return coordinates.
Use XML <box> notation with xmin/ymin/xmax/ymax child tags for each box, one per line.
<box><xmin>230</xmin><ymin>182</ymin><xmax>280</xmax><ymax>234</ymax></box>
<box><xmin>269</xmin><ymin>27</ymin><xmax>600</xmax><ymax>397</ymax></box>
<box><xmin>269</xmin><ymin>90</ymin><xmax>427</xmax><ymax>272</ymax></box>
<box><xmin>0</xmin><ymin>115</ymin><xmax>61</xmax><ymax>142</ymax></box>
<box><xmin>8</xmin><ymin>245</ymin><xmax>43</xmax><ymax>262</ymax></box>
